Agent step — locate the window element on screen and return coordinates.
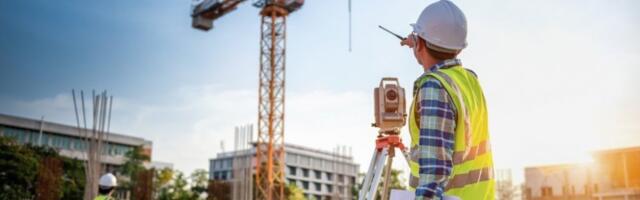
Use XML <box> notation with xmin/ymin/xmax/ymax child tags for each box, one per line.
<box><xmin>541</xmin><ymin>186</ymin><xmax>553</xmax><ymax>197</ymax></box>
<box><xmin>286</xmin><ymin>153</ymin><xmax>297</xmax><ymax>164</ymax></box>
<box><xmin>302</xmin><ymin>168</ymin><xmax>309</xmax><ymax>177</ymax></box>
<box><xmin>314</xmin><ymin>182</ymin><xmax>321</xmax><ymax>191</ymax></box>
<box><xmin>221</xmin><ymin>171</ymin><xmax>227</xmax><ymax>180</ymax></box>
<box><xmin>326</xmin><ymin>184</ymin><xmax>333</xmax><ymax>193</ymax></box>
<box><xmin>288</xmin><ymin>166</ymin><xmax>297</xmax><ymax>176</ymax></box>
<box><xmin>584</xmin><ymin>185</ymin><xmax>591</xmax><ymax>195</ymax></box>
<box><xmin>300</xmin><ymin>156</ymin><xmax>310</xmax><ymax>166</ymax></box>
<box><xmin>226</xmin><ymin>159</ymin><xmax>233</xmax><ymax>168</ymax></box>
<box><xmin>326</xmin><ymin>173</ymin><xmax>333</xmax><ymax>181</ymax></box>
<box><xmin>314</xmin><ymin>170</ymin><xmax>322</xmax><ymax>179</ymax></box>
<box><xmin>524</xmin><ymin>187</ymin><xmax>532</xmax><ymax>200</ymax></box>
<box><xmin>302</xmin><ymin>181</ymin><xmax>309</xmax><ymax>190</ymax></box>
<box><xmin>571</xmin><ymin>185</ymin><xmax>575</xmax><ymax>195</ymax></box>
<box><xmin>213</xmin><ymin>172</ymin><xmax>220</xmax><ymax>180</ymax></box>
<box><xmin>288</xmin><ymin>179</ymin><xmax>296</xmax><ymax>185</ymax></box>
<box><xmin>338</xmin><ymin>174</ymin><xmax>344</xmax><ymax>182</ymax></box>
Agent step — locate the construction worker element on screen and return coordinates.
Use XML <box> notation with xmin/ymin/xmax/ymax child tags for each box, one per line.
<box><xmin>96</xmin><ymin>173</ymin><xmax>118</xmax><ymax>200</ymax></box>
<box><xmin>401</xmin><ymin>0</ymin><xmax>494</xmax><ymax>199</ymax></box>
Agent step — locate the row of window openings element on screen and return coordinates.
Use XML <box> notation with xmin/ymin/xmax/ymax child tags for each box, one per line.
<box><xmin>288</xmin><ymin>166</ymin><xmax>353</xmax><ymax>183</ymax></box>
<box><xmin>288</xmin><ymin>179</ymin><xmax>347</xmax><ymax>193</ymax></box>
<box><xmin>212</xmin><ymin>171</ymin><xmax>231</xmax><ymax>180</ymax></box>
<box><xmin>212</xmin><ymin>159</ymin><xmax>233</xmax><ymax>169</ymax></box>
<box><xmin>286</xmin><ymin>153</ymin><xmax>355</xmax><ymax>172</ymax></box>
<box><xmin>1</xmin><ymin>126</ymin><xmax>133</xmax><ymax>156</ymax></box>
<box><xmin>527</xmin><ymin>184</ymin><xmax>600</xmax><ymax>197</ymax></box>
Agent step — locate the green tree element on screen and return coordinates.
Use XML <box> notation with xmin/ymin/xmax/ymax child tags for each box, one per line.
<box><xmin>0</xmin><ymin>136</ymin><xmax>85</xmax><ymax>200</ymax></box>
<box><xmin>0</xmin><ymin>136</ymin><xmax>39</xmax><ymax>199</ymax></box>
<box><xmin>155</xmin><ymin>168</ymin><xmax>174</xmax><ymax>200</ymax></box>
<box><xmin>120</xmin><ymin>146</ymin><xmax>150</xmax><ymax>178</ymax></box>
<box><xmin>352</xmin><ymin>169</ymin><xmax>406</xmax><ymax>200</ymax></box>
<box><xmin>156</xmin><ymin>168</ymin><xmax>174</xmax><ymax>186</ymax></box>
<box><xmin>287</xmin><ymin>183</ymin><xmax>306</xmax><ymax>200</ymax></box>
<box><xmin>375</xmin><ymin>169</ymin><xmax>406</xmax><ymax>200</ymax></box>
<box><xmin>119</xmin><ymin>145</ymin><xmax>151</xmax><ymax>198</ymax></box>
<box><xmin>172</xmin><ymin>171</ymin><xmax>195</xmax><ymax>200</ymax></box>
<box><xmin>190</xmin><ymin>169</ymin><xmax>208</xmax><ymax>198</ymax></box>
<box><xmin>60</xmin><ymin>157</ymin><xmax>86</xmax><ymax>199</ymax></box>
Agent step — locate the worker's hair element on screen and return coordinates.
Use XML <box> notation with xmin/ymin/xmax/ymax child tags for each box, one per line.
<box><xmin>418</xmin><ymin>37</ymin><xmax>458</xmax><ymax>60</ymax></box>
<box><xmin>98</xmin><ymin>186</ymin><xmax>114</xmax><ymax>195</ymax></box>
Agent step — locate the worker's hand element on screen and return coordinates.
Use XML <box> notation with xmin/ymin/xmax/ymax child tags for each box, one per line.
<box><xmin>400</xmin><ymin>34</ymin><xmax>415</xmax><ymax>48</ymax></box>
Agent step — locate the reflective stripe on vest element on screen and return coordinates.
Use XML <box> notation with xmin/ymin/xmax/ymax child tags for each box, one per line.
<box><xmin>408</xmin><ymin>65</ymin><xmax>494</xmax><ymax>200</ymax></box>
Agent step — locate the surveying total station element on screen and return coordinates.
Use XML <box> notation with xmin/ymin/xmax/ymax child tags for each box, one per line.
<box><xmin>359</xmin><ymin>77</ymin><xmax>410</xmax><ymax>200</ymax></box>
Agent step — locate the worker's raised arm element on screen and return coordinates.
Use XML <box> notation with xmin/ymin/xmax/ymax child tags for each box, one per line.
<box><xmin>415</xmin><ymin>78</ymin><xmax>456</xmax><ymax>200</ymax></box>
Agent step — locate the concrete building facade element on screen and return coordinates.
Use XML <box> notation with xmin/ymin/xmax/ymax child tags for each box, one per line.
<box><xmin>524</xmin><ymin>146</ymin><xmax>640</xmax><ymax>200</ymax></box>
<box><xmin>0</xmin><ymin>113</ymin><xmax>153</xmax><ymax>172</ymax></box>
<box><xmin>210</xmin><ymin>143</ymin><xmax>359</xmax><ymax>200</ymax></box>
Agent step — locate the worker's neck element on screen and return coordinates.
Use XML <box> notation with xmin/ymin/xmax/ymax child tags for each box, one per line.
<box><xmin>421</xmin><ymin>55</ymin><xmax>440</xmax><ymax>72</ymax></box>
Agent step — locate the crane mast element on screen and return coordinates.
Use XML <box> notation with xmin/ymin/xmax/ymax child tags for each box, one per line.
<box><xmin>191</xmin><ymin>0</ymin><xmax>304</xmax><ymax>199</ymax></box>
<box><xmin>256</xmin><ymin>4</ymin><xmax>287</xmax><ymax>200</ymax></box>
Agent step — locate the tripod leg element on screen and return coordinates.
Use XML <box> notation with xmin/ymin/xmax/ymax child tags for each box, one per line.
<box><xmin>366</xmin><ymin>147</ymin><xmax>389</xmax><ymax>200</ymax></box>
<box><xmin>381</xmin><ymin>152</ymin><xmax>394</xmax><ymax>200</ymax></box>
<box><xmin>359</xmin><ymin>148</ymin><xmax>380</xmax><ymax>200</ymax></box>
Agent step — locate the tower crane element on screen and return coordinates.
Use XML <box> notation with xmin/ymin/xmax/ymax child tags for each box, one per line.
<box><xmin>191</xmin><ymin>0</ymin><xmax>305</xmax><ymax>199</ymax></box>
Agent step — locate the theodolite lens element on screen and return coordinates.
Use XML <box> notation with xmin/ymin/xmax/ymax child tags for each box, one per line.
<box><xmin>386</xmin><ymin>90</ymin><xmax>397</xmax><ymax>101</ymax></box>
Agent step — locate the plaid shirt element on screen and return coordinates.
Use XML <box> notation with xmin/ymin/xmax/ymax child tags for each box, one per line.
<box><xmin>413</xmin><ymin>59</ymin><xmax>460</xmax><ymax>200</ymax></box>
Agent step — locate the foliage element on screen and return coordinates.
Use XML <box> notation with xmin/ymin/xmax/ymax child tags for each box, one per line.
<box><xmin>120</xmin><ymin>145</ymin><xmax>150</xmax><ymax>178</ymax></box>
<box><xmin>0</xmin><ymin>136</ymin><xmax>39</xmax><ymax>199</ymax></box>
<box><xmin>190</xmin><ymin>169</ymin><xmax>208</xmax><ymax>198</ymax></box>
<box><xmin>172</xmin><ymin>171</ymin><xmax>196</xmax><ymax>200</ymax></box>
<box><xmin>133</xmin><ymin>169</ymin><xmax>155</xmax><ymax>200</ymax></box>
<box><xmin>375</xmin><ymin>169</ymin><xmax>406</xmax><ymax>200</ymax></box>
<box><xmin>352</xmin><ymin>169</ymin><xmax>406</xmax><ymax>200</ymax></box>
<box><xmin>60</xmin><ymin>157</ymin><xmax>86</xmax><ymax>199</ymax></box>
<box><xmin>119</xmin><ymin>145</ymin><xmax>151</xmax><ymax>198</ymax></box>
<box><xmin>0</xmin><ymin>136</ymin><xmax>85</xmax><ymax>200</ymax></box>
<box><xmin>156</xmin><ymin>168</ymin><xmax>174</xmax><ymax>186</ymax></box>
<box><xmin>207</xmin><ymin>180</ymin><xmax>230</xmax><ymax>200</ymax></box>
<box><xmin>287</xmin><ymin>183</ymin><xmax>306</xmax><ymax>200</ymax></box>
<box><xmin>35</xmin><ymin>157</ymin><xmax>63</xmax><ymax>200</ymax></box>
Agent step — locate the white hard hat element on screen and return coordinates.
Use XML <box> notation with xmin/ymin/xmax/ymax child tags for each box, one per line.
<box><xmin>411</xmin><ymin>0</ymin><xmax>467</xmax><ymax>53</ymax></box>
<box><xmin>99</xmin><ymin>173</ymin><xmax>117</xmax><ymax>187</ymax></box>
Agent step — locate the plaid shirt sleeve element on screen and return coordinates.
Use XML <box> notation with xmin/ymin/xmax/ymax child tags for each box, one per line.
<box><xmin>414</xmin><ymin>77</ymin><xmax>456</xmax><ymax>200</ymax></box>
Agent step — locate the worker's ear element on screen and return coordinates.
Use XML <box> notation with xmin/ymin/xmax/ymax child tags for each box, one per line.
<box><xmin>415</xmin><ymin>37</ymin><xmax>424</xmax><ymax>53</ymax></box>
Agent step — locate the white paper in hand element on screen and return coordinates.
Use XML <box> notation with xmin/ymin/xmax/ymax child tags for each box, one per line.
<box><xmin>389</xmin><ymin>190</ymin><xmax>461</xmax><ymax>200</ymax></box>
<box><xmin>390</xmin><ymin>190</ymin><xmax>414</xmax><ymax>200</ymax></box>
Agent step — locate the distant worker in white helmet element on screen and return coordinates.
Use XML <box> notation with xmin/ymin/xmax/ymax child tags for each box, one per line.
<box><xmin>95</xmin><ymin>173</ymin><xmax>117</xmax><ymax>200</ymax></box>
<box><xmin>401</xmin><ymin>0</ymin><xmax>495</xmax><ymax>199</ymax></box>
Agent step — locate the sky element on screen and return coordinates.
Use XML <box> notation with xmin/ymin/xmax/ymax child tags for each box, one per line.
<box><xmin>1</xmin><ymin>0</ymin><xmax>639</xmax><ymax>184</ymax></box>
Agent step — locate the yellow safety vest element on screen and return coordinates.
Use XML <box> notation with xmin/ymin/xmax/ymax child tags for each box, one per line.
<box><xmin>94</xmin><ymin>195</ymin><xmax>111</xmax><ymax>200</ymax></box>
<box><xmin>408</xmin><ymin>65</ymin><xmax>494</xmax><ymax>199</ymax></box>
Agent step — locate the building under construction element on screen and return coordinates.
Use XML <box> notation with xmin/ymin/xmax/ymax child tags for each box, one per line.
<box><xmin>524</xmin><ymin>146</ymin><xmax>640</xmax><ymax>200</ymax></box>
<box><xmin>210</xmin><ymin>142</ymin><xmax>359</xmax><ymax>200</ymax></box>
